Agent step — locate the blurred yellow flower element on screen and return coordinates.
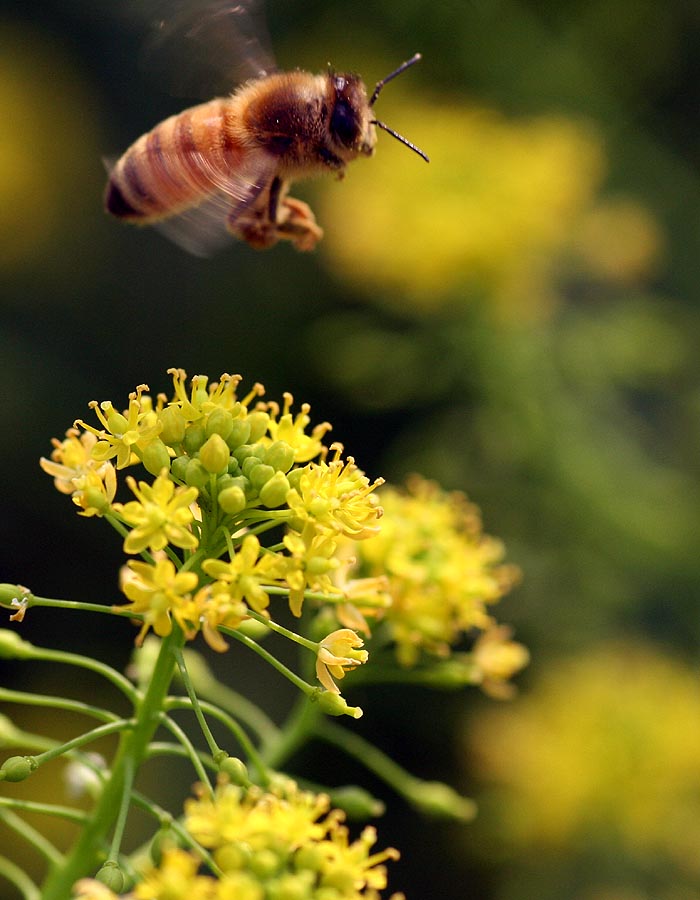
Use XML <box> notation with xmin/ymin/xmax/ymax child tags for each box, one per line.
<box><xmin>354</xmin><ymin>476</ymin><xmax>520</xmax><ymax>666</ymax></box>
<box><xmin>319</xmin><ymin>99</ymin><xmax>661</xmax><ymax>320</ymax></box>
<box><xmin>468</xmin><ymin>642</ymin><xmax>700</xmax><ymax>872</ymax></box>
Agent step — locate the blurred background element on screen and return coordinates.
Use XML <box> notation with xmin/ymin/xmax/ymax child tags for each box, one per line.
<box><xmin>2</xmin><ymin>1</ymin><xmax>700</xmax><ymax>898</ymax></box>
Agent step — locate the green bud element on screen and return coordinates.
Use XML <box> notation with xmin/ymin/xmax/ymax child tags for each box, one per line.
<box><xmin>184</xmin><ymin>458</ymin><xmax>208</xmax><ymax>489</ymax></box>
<box><xmin>294</xmin><ymin>844</ymin><xmax>326</xmax><ymax>874</ymax></box>
<box><xmin>241</xmin><ymin>454</ymin><xmax>264</xmax><ymax>477</ymax></box>
<box><xmin>316</xmin><ymin>692</ymin><xmax>363</xmax><ymax>719</ymax></box>
<box><xmin>218</xmin><ymin>486</ymin><xmax>247</xmax><ymax>516</ymax></box>
<box><xmin>159</xmin><ymin>406</ymin><xmax>187</xmax><ymax>445</ymax></box>
<box><xmin>105</xmin><ymin>407</ymin><xmax>128</xmax><ymax>434</ymax></box>
<box><xmin>183</xmin><ymin>423</ymin><xmax>206</xmax><ymax>456</ymax></box>
<box><xmin>267</xmin><ymin>874</ymin><xmax>314</xmax><ymax>900</ymax></box>
<box><xmin>217</xmin><ymin>755</ymin><xmax>250</xmax><ymax>785</ymax></box>
<box><xmin>405</xmin><ymin>780</ymin><xmax>477</xmax><ymax>821</ymax></box>
<box><xmin>247</xmin><ymin>410</ymin><xmax>270</xmax><ymax>443</ymax></box>
<box><xmin>216</xmin><ymin>843</ymin><xmax>251</xmax><ymax>873</ymax></box>
<box><xmin>199</xmin><ymin>433</ymin><xmax>230</xmax><ymax>475</ymax></box>
<box><xmin>142</xmin><ymin>439</ymin><xmax>171</xmax><ymax>476</ymax></box>
<box><xmin>250</xmin><ymin>848</ymin><xmax>281</xmax><ymax>879</ymax></box>
<box><xmin>227</xmin><ymin>457</ymin><xmax>241</xmax><ymax>475</ymax></box>
<box><xmin>206</xmin><ymin>408</ymin><xmax>234</xmax><ymax>440</ymax></box>
<box><xmin>326</xmin><ymin>785</ymin><xmax>385</xmax><ymax>820</ymax></box>
<box><xmin>170</xmin><ymin>455</ymin><xmax>189</xmax><ymax>482</ymax></box>
<box><xmin>0</xmin><ymin>583</ymin><xmax>32</xmax><ymax>608</ymax></box>
<box><xmin>286</xmin><ymin>468</ymin><xmax>305</xmax><ymax>492</ymax></box>
<box><xmin>0</xmin><ymin>755</ymin><xmax>37</xmax><ymax>782</ymax></box>
<box><xmin>226</xmin><ymin>418</ymin><xmax>251</xmax><ymax>450</ymax></box>
<box><xmin>0</xmin><ymin>629</ymin><xmax>31</xmax><ymax>660</ymax></box>
<box><xmin>95</xmin><ymin>860</ymin><xmax>126</xmax><ymax>892</ymax></box>
<box><xmin>259</xmin><ymin>471</ymin><xmax>290</xmax><ymax>508</ymax></box>
<box><xmin>264</xmin><ymin>441</ymin><xmax>296</xmax><ymax>473</ymax></box>
<box><xmin>248</xmin><ymin>463</ymin><xmax>275</xmax><ymax>491</ymax></box>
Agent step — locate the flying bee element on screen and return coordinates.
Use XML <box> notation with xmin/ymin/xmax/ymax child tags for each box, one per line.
<box><xmin>105</xmin><ymin>1</ymin><xmax>428</xmax><ymax>256</ymax></box>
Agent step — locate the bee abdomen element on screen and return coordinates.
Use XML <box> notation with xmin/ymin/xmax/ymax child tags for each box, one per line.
<box><xmin>105</xmin><ymin>99</ymin><xmax>243</xmax><ymax>223</ymax></box>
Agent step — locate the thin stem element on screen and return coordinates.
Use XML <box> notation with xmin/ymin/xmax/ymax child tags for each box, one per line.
<box><xmin>171</xmin><ymin>648</ymin><xmax>221</xmax><ymax>759</ymax></box>
<box><xmin>34</xmin><ymin>719</ymin><xmax>135</xmax><ymax>767</ymax></box>
<box><xmin>0</xmin><ymin>854</ymin><xmax>40</xmax><ymax>900</ymax></box>
<box><xmin>158</xmin><ymin>711</ymin><xmax>213</xmax><ymax>793</ymax></box>
<box><xmin>20</xmin><ymin>644</ymin><xmax>138</xmax><ymax>703</ymax></box>
<box><xmin>0</xmin><ymin>809</ymin><xmax>63</xmax><ymax>868</ymax></box>
<box><xmin>260</xmin><ymin>694</ymin><xmax>319</xmax><ymax>770</ymax></box>
<box><xmin>107</xmin><ymin>754</ymin><xmax>135</xmax><ymax>862</ymax></box>
<box><xmin>0</xmin><ymin>797</ymin><xmax>87</xmax><ymax>825</ymax></box>
<box><xmin>246</xmin><ymin>609</ymin><xmax>317</xmax><ymax>653</ymax></box>
<box><xmin>0</xmin><ymin>687</ymin><xmax>120</xmax><ymax>724</ymax></box>
<box><xmin>221</xmin><ymin>626</ymin><xmax>314</xmax><ymax>696</ymax></box>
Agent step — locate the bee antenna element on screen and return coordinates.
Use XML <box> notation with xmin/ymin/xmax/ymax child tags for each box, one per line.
<box><xmin>370</xmin><ymin>52</ymin><xmax>423</xmax><ymax>106</ymax></box>
<box><xmin>371</xmin><ymin>119</ymin><xmax>430</xmax><ymax>163</ymax></box>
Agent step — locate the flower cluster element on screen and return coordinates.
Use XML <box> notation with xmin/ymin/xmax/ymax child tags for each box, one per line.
<box><xmin>40</xmin><ymin>369</ymin><xmax>384</xmax><ymax>694</ymax></box>
<box><xmin>346</xmin><ymin>476</ymin><xmax>523</xmax><ymax>671</ymax></box>
<box><xmin>74</xmin><ymin>779</ymin><xmax>403</xmax><ymax>900</ymax></box>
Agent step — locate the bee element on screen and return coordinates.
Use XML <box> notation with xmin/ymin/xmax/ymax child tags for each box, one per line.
<box><xmin>105</xmin><ymin>1</ymin><xmax>428</xmax><ymax>256</ymax></box>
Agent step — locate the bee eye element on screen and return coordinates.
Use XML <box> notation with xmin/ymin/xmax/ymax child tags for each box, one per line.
<box><xmin>330</xmin><ymin>99</ymin><xmax>358</xmax><ymax>147</ymax></box>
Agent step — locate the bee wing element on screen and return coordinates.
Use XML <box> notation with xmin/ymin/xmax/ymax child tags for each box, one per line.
<box><xmin>149</xmin><ymin>150</ymin><xmax>278</xmax><ymax>257</ymax></box>
<box><xmin>135</xmin><ymin>0</ymin><xmax>277</xmax><ymax>98</ymax></box>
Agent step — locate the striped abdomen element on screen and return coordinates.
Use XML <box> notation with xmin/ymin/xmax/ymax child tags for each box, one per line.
<box><xmin>105</xmin><ymin>98</ymin><xmax>246</xmax><ymax>223</ymax></box>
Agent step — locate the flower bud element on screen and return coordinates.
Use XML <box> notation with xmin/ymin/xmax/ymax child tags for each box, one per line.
<box><xmin>218</xmin><ymin>486</ymin><xmax>247</xmax><ymax>516</ymax></box>
<box><xmin>317</xmin><ymin>692</ymin><xmax>363</xmax><ymax>719</ymax></box>
<box><xmin>142</xmin><ymin>439</ymin><xmax>171</xmax><ymax>476</ymax></box>
<box><xmin>0</xmin><ymin>628</ymin><xmax>31</xmax><ymax>659</ymax></box>
<box><xmin>264</xmin><ymin>441</ymin><xmax>295</xmax><ymax>473</ymax></box>
<box><xmin>159</xmin><ymin>406</ymin><xmax>187</xmax><ymax>445</ymax></box>
<box><xmin>217</xmin><ymin>755</ymin><xmax>250</xmax><ymax>785</ymax></box>
<box><xmin>199</xmin><ymin>434</ymin><xmax>230</xmax><ymax>475</ymax></box>
<box><xmin>247</xmin><ymin>410</ymin><xmax>270</xmax><ymax>442</ymax></box>
<box><xmin>95</xmin><ymin>860</ymin><xmax>126</xmax><ymax>892</ymax></box>
<box><xmin>184</xmin><ymin>458</ymin><xmax>208</xmax><ymax>489</ymax></box>
<box><xmin>259</xmin><ymin>472</ymin><xmax>290</xmax><ymax>508</ymax></box>
<box><xmin>0</xmin><ymin>755</ymin><xmax>37</xmax><ymax>782</ymax></box>
<box><xmin>405</xmin><ymin>780</ymin><xmax>476</xmax><ymax>821</ymax></box>
<box><xmin>0</xmin><ymin>584</ymin><xmax>31</xmax><ymax>608</ymax></box>
<box><xmin>248</xmin><ymin>463</ymin><xmax>275</xmax><ymax>491</ymax></box>
<box><xmin>183</xmin><ymin>423</ymin><xmax>206</xmax><ymax>456</ymax></box>
<box><xmin>235</xmin><ymin>444</ymin><xmax>263</xmax><ymax>467</ymax></box>
<box><xmin>226</xmin><ymin>418</ymin><xmax>252</xmax><ymax>450</ymax></box>
<box><xmin>327</xmin><ymin>785</ymin><xmax>385</xmax><ymax>820</ymax></box>
<box><xmin>170</xmin><ymin>455</ymin><xmax>189</xmax><ymax>482</ymax></box>
<box><xmin>206</xmin><ymin>408</ymin><xmax>234</xmax><ymax>441</ymax></box>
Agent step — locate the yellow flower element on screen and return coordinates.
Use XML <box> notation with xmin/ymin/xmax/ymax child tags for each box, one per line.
<box><xmin>262</xmin><ymin>392</ymin><xmax>331</xmax><ymax>463</ymax></box>
<box><xmin>40</xmin><ymin>428</ymin><xmax>117</xmax><ymax>516</ymax></box>
<box><xmin>118</xmin><ymin>557</ymin><xmax>199</xmax><ymax>643</ymax></box>
<box><xmin>167</xmin><ymin>368</ymin><xmax>264</xmax><ymax>423</ymax></box>
<box><xmin>471</xmin><ymin>625</ymin><xmax>529</xmax><ymax>699</ymax></box>
<box><xmin>182</xmin><ymin>779</ymin><xmax>399</xmax><ymax>898</ymax></box>
<box><xmin>76</xmin><ymin>384</ymin><xmax>161</xmax><ymax>470</ymax></box>
<box><xmin>281</xmin><ymin>529</ymin><xmax>340</xmax><ymax>617</ymax></box>
<box><xmin>201</xmin><ymin>535</ymin><xmax>282</xmax><ymax>616</ymax></box>
<box><xmin>287</xmin><ymin>446</ymin><xmax>384</xmax><ymax>540</ymax></box>
<box><xmin>193</xmin><ymin>581</ymin><xmax>249</xmax><ymax>652</ymax></box>
<box><xmin>133</xmin><ymin>848</ymin><xmax>215</xmax><ymax>900</ymax></box>
<box><xmin>355</xmin><ymin>476</ymin><xmax>520</xmax><ymax>666</ymax></box>
<box><xmin>316</xmin><ymin>628</ymin><xmax>369</xmax><ymax>694</ymax></box>
<box><xmin>114</xmin><ymin>471</ymin><xmax>199</xmax><ymax>555</ymax></box>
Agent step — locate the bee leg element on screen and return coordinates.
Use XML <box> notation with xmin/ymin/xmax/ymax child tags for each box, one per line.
<box><xmin>276</xmin><ymin>196</ymin><xmax>324</xmax><ymax>252</ymax></box>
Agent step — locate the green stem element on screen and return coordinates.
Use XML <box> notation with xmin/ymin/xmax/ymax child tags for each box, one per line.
<box><xmin>221</xmin><ymin>627</ymin><xmax>314</xmax><ymax>696</ymax></box>
<box><xmin>0</xmin><ymin>854</ymin><xmax>40</xmax><ymax>900</ymax></box>
<box><xmin>22</xmin><ymin>645</ymin><xmax>138</xmax><ymax>703</ymax></box>
<box><xmin>0</xmin><ymin>797</ymin><xmax>86</xmax><ymax>825</ymax></box>
<box><xmin>39</xmin><ymin>627</ymin><xmax>182</xmax><ymax>899</ymax></box>
<box><xmin>260</xmin><ymin>694</ymin><xmax>320</xmax><ymax>770</ymax></box>
<box><xmin>0</xmin><ymin>809</ymin><xmax>63</xmax><ymax>868</ymax></box>
<box><xmin>0</xmin><ymin>687</ymin><xmax>119</xmax><ymax>724</ymax></box>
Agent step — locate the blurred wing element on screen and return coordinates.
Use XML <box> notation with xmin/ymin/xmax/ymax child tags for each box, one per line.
<box><xmin>137</xmin><ymin>0</ymin><xmax>277</xmax><ymax>98</ymax></box>
<box><xmin>150</xmin><ymin>150</ymin><xmax>278</xmax><ymax>257</ymax></box>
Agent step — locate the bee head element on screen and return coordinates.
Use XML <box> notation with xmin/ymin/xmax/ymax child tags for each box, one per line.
<box><xmin>328</xmin><ymin>73</ymin><xmax>376</xmax><ymax>157</ymax></box>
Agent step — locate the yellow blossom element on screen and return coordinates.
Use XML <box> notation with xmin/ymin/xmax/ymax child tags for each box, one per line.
<box><xmin>262</xmin><ymin>392</ymin><xmax>332</xmax><ymax>462</ymax></box>
<box><xmin>281</xmin><ymin>529</ymin><xmax>341</xmax><ymax>617</ymax></box>
<box><xmin>354</xmin><ymin>476</ymin><xmax>520</xmax><ymax>666</ymax></box>
<box><xmin>287</xmin><ymin>446</ymin><xmax>384</xmax><ymax>540</ymax></box>
<box><xmin>167</xmin><ymin>368</ymin><xmax>264</xmax><ymax>423</ymax></box>
<box><xmin>40</xmin><ymin>428</ymin><xmax>117</xmax><ymax>516</ymax></box>
<box><xmin>471</xmin><ymin>625</ymin><xmax>529</xmax><ymax>699</ymax></box>
<box><xmin>316</xmin><ymin>628</ymin><xmax>369</xmax><ymax>694</ymax></box>
<box><xmin>132</xmin><ymin>848</ymin><xmax>215</xmax><ymax>900</ymax></box>
<box><xmin>193</xmin><ymin>581</ymin><xmax>250</xmax><ymax>652</ymax></box>
<box><xmin>75</xmin><ymin>384</ymin><xmax>161</xmax><ymax>470</ymax></box>
<box><xmin>113</xmin><ymin>471</ymin><xmax>199</xmax><ymax>555</ymax></box>
<box><xmin>118</xmin><ymin>557</ymin><xmax>199</xmax><ymax>643</ymax></box>
<box><xmin>201</xmin><ymin>535</ymin><xmax>282</xmax><ymax>616</ymax></box>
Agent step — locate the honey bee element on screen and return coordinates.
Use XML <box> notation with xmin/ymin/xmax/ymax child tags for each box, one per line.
<box><xmin>105</xmin><ymin>1</ymin><xmax>428</xmax><ymax>256</ymax></box>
